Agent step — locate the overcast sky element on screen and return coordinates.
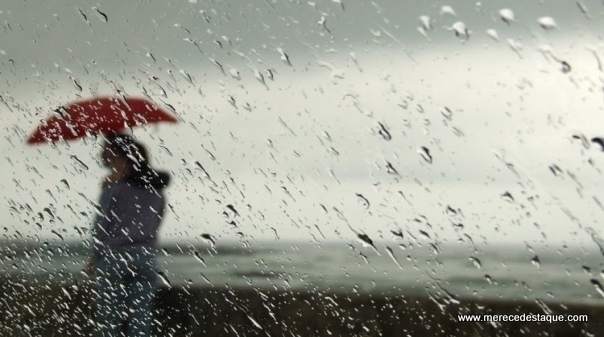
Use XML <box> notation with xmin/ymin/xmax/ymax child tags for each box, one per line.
<box><xmin>2</xmin><ymin>0</ymin><xmax>604</xmax><ymax>249</ymax></box>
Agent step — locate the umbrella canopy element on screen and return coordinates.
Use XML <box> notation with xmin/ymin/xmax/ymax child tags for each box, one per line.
<box><xmin>26</xmin><ymin>96</ymin><xmax>178</xmax><ymax>144</ymax></box>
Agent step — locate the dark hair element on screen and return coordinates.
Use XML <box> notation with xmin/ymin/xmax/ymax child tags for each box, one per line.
<box><xmin>104</xmin><ymin>133</ymin><xmax>171</xmax><ymax>189</ymax></box>
<box><xmin>105</xmin><ymin>133</ymin><xmax>150</xmax><ymax>169</ymax></box>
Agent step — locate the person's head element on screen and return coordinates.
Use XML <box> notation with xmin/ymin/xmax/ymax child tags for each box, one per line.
<box><xmin>101</xmin><ymin>133</ymin><xmax>149</xmax><ymax>173</ymax></box>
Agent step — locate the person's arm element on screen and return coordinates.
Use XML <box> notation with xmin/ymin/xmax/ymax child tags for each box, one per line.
<box><xmin>83</xmin><ymin>219</ymin><xmax>102</xmax><ymax>275</ymax></box>
<box><xmin>84</xmin><ymin>192</ymin><xmax>114</xmax><ymax>274</ymax></box>
<box><xmin>88</xmin><ymin>185</ymin><xmax>121</xmax><ymax>260</ymax></box>
<box><xmin>83</xmin><ymin>258</ymin><xmax>95</xmax><ymax>275</ymax></box>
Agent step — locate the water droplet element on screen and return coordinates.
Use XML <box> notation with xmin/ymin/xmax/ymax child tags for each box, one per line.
<box><xmin>450</xmin><ymin>22</ymin><xmax>469</xmax><ymax>39</ymax></box>
<box><xmin>229</xmin><ymin>68</ymin><xmax>240</xmax><ymax>80</ymax></box>
<box><xmin>501</xmin><ymin>191</ymin><xmax>514</xmax><ymax>203</ymax></box>
<box><xmin>531</xmin><ymin>255</ymin><xmax>540</xmax><ymax>268</ymax></box>
<box><xmin>93</xmin><ymin>7</ymin><xmax>108</xmax><ymax>22</ymax></box>
<box><xmin>377</xmin><ymin>122</ymin><xmax>392</xmax><ymax>141</ymax></box>
<box><xmin>226</xmin><ymin>204</ymin><xmax>239</xmax><ymax>217</ymax></box>
<box><xmin>417</xmin><ymin>26</ymin><xmax>429</xmax><ymax>41</ymax></box>
<box><xmin>484</xmin><ymin>274</ymin><xmax>493</xmax><ymax>284</ymax></box>
<box><xmin>60</xmin><ymin>179</ymin><xmax>70</xmax><ymax>189</ymax></box>
<box><xmin>157</xmin><ymin>271</ymin><xmax>172</xmax><ymax>288</ymax></box>
<box><xmin>355</xmin><ymin>193</ymin><xmax>370</xmax><ymax>209</ymax></box>
<box><xmin>69</xmin><ymin>76</ymin><xmax>82</xmax><ymax>92</ymax></box>
<box><xmin>277</xmin><ymin>47</ymin><xmax>291</xmax><ymax>66</ymax></box>
<box><xmin>560</xmin><ymin>61</ymin><xmax>571</xmax><ymax>73</ymax></box>
<box><xmin>386</xmin><ymin>246</ymin><xmax>402</xmax><ymax>269</ymax></box>
<box><xmin>584</xmin><ymin>227</ymin><xmax>604</xmax><ymax>258</ymax></box>
<box><xmin>194</xmin><ymin>251</ymin><xmax>206</xmax><ymax>266</ymax></box>
<box><xmin>419</xmin><ymin>16</ymin><xmax>432</xmax><ymax>30</ymax></box>
<box><xmin>486</xmin><ymin>29</ymin><xmax>499</xmax><ymax>41</ymax></box>
<box><xmin>385</xmin><ymin>162</ymin><xmax>400</xmax><ymax>176</ymax></box>
<box><xmin>318</xmin><ymin>16</ymin><xmax>331</xmax><ymax>34</ymax></box>
<box><xmin>572</xmin><ymin>134</ymin><xmax>591</xmax><ymax>149</ymax></box>
<box><xmin>253</xmin><ymin>69</ymin><xmax>266</xmax><ymax>86</ymax></box>
<box><xmin>441</xmin><ymin>107</ymin><xmax>453</xmax><ymax>121</ymax></box>
<box><xmin>419</xmin><ymin>230</ymin><xmax>431</xmax><ymax>240</ymax></box>
<box><xmin>357</xmin><ymin>233</ymin><xmax>379</xmax><ymax>253</ymax></box>
<box><xmin>577</xmin><ymin>1</ymin><xmax>590</xmax><ymax>19</ymax></box>
<box><xmin>195</xmin><ymin>161</ymin><xmax>213</xmax><ymax>180</ymax></box>
<box><xmin>446</xmin><ymin>206</ymin><xmax>457</xmax><ymax>217</ymax></box>
<box><xmin>507</xmin><ymin>39</ymin><xmax>523</xmax><ymax>55</ymax></box>
<box><xmin>440</xmin><ymin>6</ymin><xmax>457</xmax><ymax>16</ymax></box>
<box><xmin>591</xmin><ymin>279</ymin><xmax>604</xmax><ymax>298</ymax></box>
<box><xmin>499</xmin><ymin>9</ymin><xmax>515</xmax><ymax>24</ymax></box>
<box><xmin>469</xmin><ymin>256</ymin><xmax>482</xmax><ymax>269</ymax></box>
<box><xmin>418</xmin><ymin>146</ymin><xmax>433</xmax><ymax>163</ymax></box>
<box><xmin>43</xmin><ymin>207</ymin><xmax>55</xmax><ymax>220</ymax></box>
<box><xmin>591</xmin><ymin>137</ymin><xmax>604</xmax><ymax>151</ymax></box>
<box><xmin>70</xmin><ymin>155</ymin><xmax>89</xmax><ymax>171</ymax></box>
<box><xmin>201</xmin><ymin>233</ymin><xmax>216</xmax><ymax>248</ymax></box>
<box><xmin>265</xmin><ymin>69</ymin><xmax>275</xmax><ymax>81</ymax></box>
<box><xmin>179</xmin><ymin>69</ymin><xmax>193</xmax><ymax>83</ymax></box>
<box><xmin>537</xmin><ymin>17</ymin><xmax>557</xmax><ymax>30</ymax></box>
<box><xmin>332</xmin><ymin>0</ymin><xmax>345</xmax><ymax>11</ymax></box>
<box><xmin>549</xmin><ymin>164</ymin><xmax>563</xmax><ymax>176</ymax></box>
<box><xmin>246</xmin><ymin>313</ymin><xmax>263</xmax><ymax>330</ymax></box>
<box><xmin>452</xmin><ymin>127</ymin><xmax>465</xmax><ymax>137</ymax></box>
<box><xmin>77</xmin><ymin>8</ymin><xmax>88</xmax><ymax>23</ymax></box>
<box><xmin>451</xmin><ymin>221</ymin><xmax>464</xmax><ymax>230</ymax></box>
<box><xmin>391</xmin><ymin>230</ymin><xmax>404</xmax><ymax>239</ymax></box>
<box><xmin>51</xmin><ymin>230</ymin><xmax>63</xmax><ymax>240</ymax></box>
<box><xmin>209</xmin><ymin>58</ymin><xmax>225</xmax><ymax>75</ymax></box>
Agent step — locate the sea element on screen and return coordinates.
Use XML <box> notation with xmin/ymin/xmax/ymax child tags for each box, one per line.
<box><xmin>1</xmin><ymin>240</ymin><xmax>603</xmax><ymax>306</ymax></box>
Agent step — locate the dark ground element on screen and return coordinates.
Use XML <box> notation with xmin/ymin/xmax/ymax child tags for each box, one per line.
<box><xmin>0</xmin><ymin>276</ymin><xmax>602</xmax><ymax>337</ymax></box>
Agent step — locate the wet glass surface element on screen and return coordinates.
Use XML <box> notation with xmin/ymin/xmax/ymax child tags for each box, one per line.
<box><xmin>2</xmin><ymin>1</ymin><xmax>604</xmax><ymax>336</ymax></box>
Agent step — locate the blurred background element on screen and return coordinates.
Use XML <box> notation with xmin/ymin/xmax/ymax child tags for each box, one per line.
<box><xmin>2</xmin><ymin>0</ymin><xmax>604</xmax><ymax>335</ymax></box>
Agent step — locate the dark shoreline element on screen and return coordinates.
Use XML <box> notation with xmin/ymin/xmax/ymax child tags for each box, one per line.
<box><xmin>1</xmin><ymin>277</ymin><xmax>603</xmax><ymax>337</ymax></box>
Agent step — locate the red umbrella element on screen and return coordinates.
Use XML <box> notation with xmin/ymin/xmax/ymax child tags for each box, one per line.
<box><xmin>26</xmin><ymin>96</ymin><xmax>178</xmax><ymax>144</ymax></box>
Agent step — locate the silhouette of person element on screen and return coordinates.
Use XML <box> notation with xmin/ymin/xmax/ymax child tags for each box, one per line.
<box><xmin>85</xmin><ymin>133</ymin><xmax>170</xmax><ymax>337</ymax></box>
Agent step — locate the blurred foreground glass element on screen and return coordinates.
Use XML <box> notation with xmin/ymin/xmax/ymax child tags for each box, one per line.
<box><xmin>1</xmin><ymin>1</ymin><xmax>604</xmax><ymax>336</ymax></box>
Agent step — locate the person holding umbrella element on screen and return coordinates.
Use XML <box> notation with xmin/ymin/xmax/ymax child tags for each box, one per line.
<box><xmin>86</xmin><ymin>133</ymin><xmax>170</xmax><ymax>336</ymax></box>
<box><xmin>27</xmin><ymin>96</ymin><xmax>177</xmax><ymax>336</ymax></box>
